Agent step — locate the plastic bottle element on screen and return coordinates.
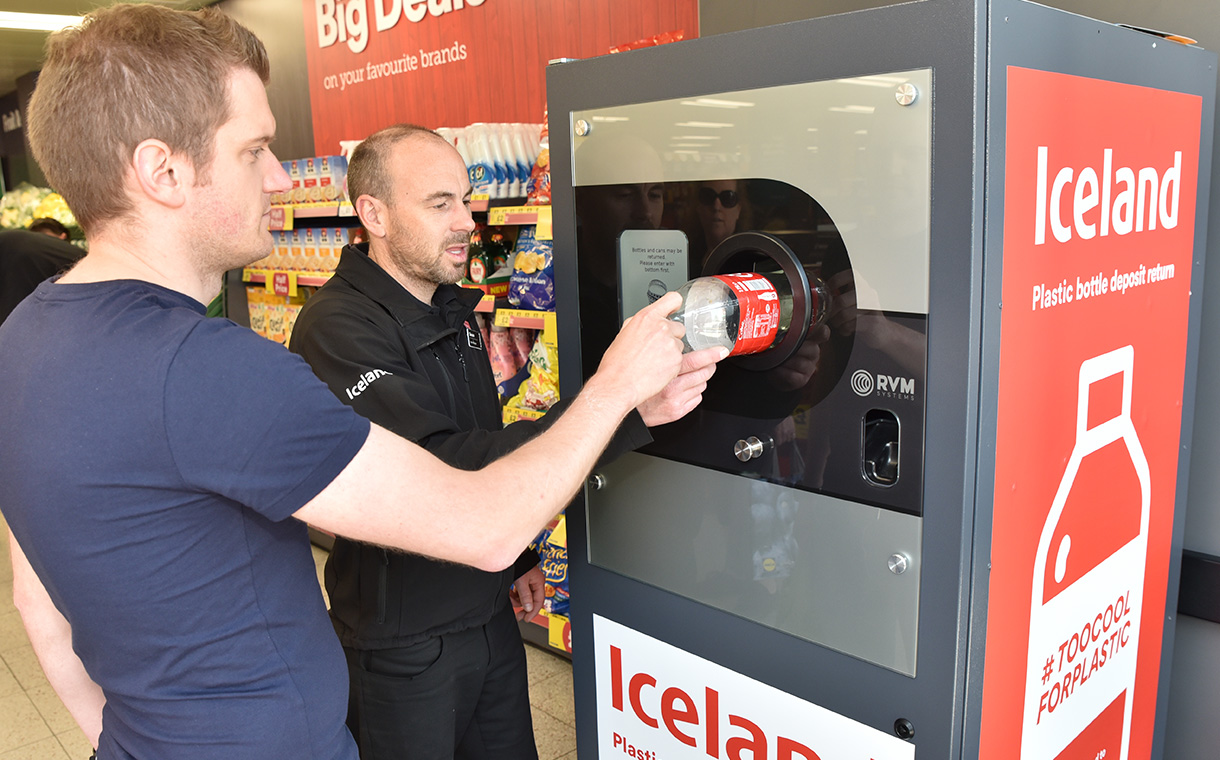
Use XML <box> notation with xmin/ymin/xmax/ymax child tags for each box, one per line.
<box><xmin>451</xmin><ymin>128</ymin><xmax>472</xmax><ymax>172</ymax></box>
<box><xmin>510</xmin><ymin>124</ymin><xmax>534</xmax><ymax>194</ymax></box>
<box><xmin>487</xmin><ymin>228</ymin><xmax>511</xmax><ymax>273</ymax></box>
<box><xmin>465</xmin><ymin>124</ymin><xmax>497</xmax><ymax>198</ymax></box>
<box><xmin>466</xmin><ymin>226</ymin><xmax>489</xmax><ymax>284</ymax></box>
<box><xmin>495</xmin><ymin>124</ymin><xmax>521</xmax><ymax>197</ymax></box>
<box><xmin>668</xmin><ymin>272</ymin><xmax>830</xmax><ymax>357</ymax></box>
<box><xmin>523</xmin><ymin>122</ymin><xmax>542</xmax><ymax>161</ymax></box>
<box><xmin>473</xmin><ymin>123</ymin><xmax>507</xmax><ymax>199</ymax></box>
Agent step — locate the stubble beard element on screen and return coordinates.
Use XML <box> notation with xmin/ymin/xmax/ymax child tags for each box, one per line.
<box><xmin>386</xmin><ymin>224</ymin><xmax>469</xmax><ymax>287</ymax></box>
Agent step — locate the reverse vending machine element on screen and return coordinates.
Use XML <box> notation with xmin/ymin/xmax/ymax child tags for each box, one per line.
<box><xmin>547</xmin><ymin>0</ymin><xmax>1216</xmax><ymax>758</ymax></box>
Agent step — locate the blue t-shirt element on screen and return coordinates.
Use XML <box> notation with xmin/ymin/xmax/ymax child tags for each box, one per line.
<box><xmin>0</xmin><ymin>279</ymin><xmax>371</xmax><ymax>759</ymax></box>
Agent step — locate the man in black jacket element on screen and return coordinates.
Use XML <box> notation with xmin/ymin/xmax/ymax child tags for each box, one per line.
<box><xmin>290</xmin><ymin>124</ymin><xmax>720</xmax><ymax>760</ymax></box>
<box><xmin>0</xmin><ymin>227</ymin><xmax>83</xmax><ymax>326</ymax></box>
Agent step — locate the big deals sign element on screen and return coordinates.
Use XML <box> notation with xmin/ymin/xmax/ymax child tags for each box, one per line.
<box><xmin>301</xmin><ymin>0</ymin><xmax>698</xmax><ymax>155</ymax></box>
<box><xmin>980</xmin><ymin>67</ymin><xmax>1202</xmax><ymax>760</ymax></box>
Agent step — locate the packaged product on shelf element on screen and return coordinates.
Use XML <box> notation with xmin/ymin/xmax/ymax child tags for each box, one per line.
<box><xmin>505</xmin><ymin>335</ymin><xmax>559</xmax><ymax>412</ymax></box>
<box><xmin>320</xmin><ymin>155</ymin><xmax>348</xmax><ymax>202</ymax></box>
<box><xmin>510</xmin><ymin>124</ymin><xmax>533</xmax><ymax>192</ymax></box>
<box><xmin>536</xmin><ymin>523</ymin><xmax>569</xmax><ymax>617</ymax></box>
<box><xmin>246</xmin><ymin>287</ymin><xmax>268</xmax><ymax>338</ymax></box>
<box><xmin>332</xmin><ymin>226</ymin><xmax>350</xmax><ymax>265</ymax></box>
<box><xmin>283</xmin><ymin>292</ymin><xmax>308</xmax><ymax>347</ymax></box>
<box><xmin>507</xmin><ymin>227</ymin><xmax>555</xmax><ymax>310</ymax></box>
<box><xmin>289</xmin><ymin>230</ymin><xmax>305</xmax><ymax>271</ymax></box>
<box><xmin>301</xmin><ymin>228</ymin><xmax>319</xmax><ymax>272</ymax></box>
<box><xmin>522</xmin><ymin>122</ymin><xmax>541</xmax><ymax>163</ymax></box>
<box><xmin>265</xmin><ymin>302</ymin><xmax>287</xmax><ymax>344</ymax></box>
<box><xmin>465</xmin><ymin>123</ymin><xmax>497</xmax><ymax>198</ymax></box>
<box><xmin>273</xmin><ymin>231</ymin><xmax>291</xmax><ymax>270</ymax></box>
<box><xmin>303</xmin><ymin>157</ymin><xmax>321</xmax><ymax>202</ymax></box>
<box><xmin>508</xmin><ymin>327</ymin><xmax>534</xmax><ymax>369</ymax></box>
<box><xmin>289</xmin><ymin>159</ymin><xmax>307</xmax><ymax>204</ymax></box>
<box><xmin>524</xmin><ymin>113</ymin><xmax>550</xmax><ymax>206</ymax></box>
<box><xmin>465</xmin><ymin>226</ymin><xmax>490</xmax><ymax>284</ymax></box>
<box><xmin>494</xmin><ymin>124</ymin><xmax>521</xmax><ymax>197</ymax></box>
<box><xmin>476</xmin><ymin>313</ymin><xmax>491</xmax><ymax>353</ymax></box>
<box><xmin>486</xmin><ymin>228</ymin><xmax>513</xmax><ymax>273</ymax></box>
<box><xmin>497</xmin><ymin>363</ymin><xmax>530</xmax><ymax>401</ymax></box>
<box><xmin>317</xmin><ymin>228</ymin><xmax>332</xmax><ymax>271</ymax></box>
<box><xmin>446</xmin><ymin>127</ymin><xmax>473</xmax><ymax>175</ymax></box>
<box><xmin>487</xmin><ymin>324</ymin><xmax>522</xmax><ymax>390</ymax></box>
<box><xmin>481</xmin><ymin>123</ymin><xmax>510</xmax><ymax>198</ymax></box>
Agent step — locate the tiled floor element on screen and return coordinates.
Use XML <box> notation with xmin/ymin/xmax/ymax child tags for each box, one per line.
<box><xmin>0</xmin><ymin>520</ymin><xmax>577</xmax><ymax>759</ymax></box>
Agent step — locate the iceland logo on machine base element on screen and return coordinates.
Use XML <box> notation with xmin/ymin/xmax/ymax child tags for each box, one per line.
<box><xmin>852</xmin><ymin>368</ymin><xmax>917</xmax><ymax>400</ymax></box>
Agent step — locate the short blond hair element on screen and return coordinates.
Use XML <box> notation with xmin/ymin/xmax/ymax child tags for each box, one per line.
<box><xmin>27</xmin><ymin>4</ymin><xmax>269</xmax><ymax>233</ymax></box>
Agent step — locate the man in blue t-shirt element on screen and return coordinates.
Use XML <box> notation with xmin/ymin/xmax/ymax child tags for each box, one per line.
<box><xmin>0</xmin><ymin>6</ymin><xmax>715</xmax><ymax>759</ymax></box>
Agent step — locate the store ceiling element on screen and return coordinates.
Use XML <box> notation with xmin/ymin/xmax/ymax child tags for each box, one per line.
<box><xmin>0</xmin><ymin>1</ymin><xmax>211</xmax><ymax>94</ymax></box>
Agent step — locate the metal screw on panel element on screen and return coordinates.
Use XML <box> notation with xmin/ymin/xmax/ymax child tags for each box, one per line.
<box><xmin>734</xmin><ymin>436</ymin><xmax>765</xmax><ymax>462</ymax></box>
<box><xmin>894</xmin><ymin>718</ymin><xmax>915</xmax><ymax>740</ymax></box>
<box><xmin>888</xmin><ymin>553</ymin><xmax>910</xmax><ymax>575</ymax></box>
<box><xmin>895</xmin><ymin>83</ymin><xmax>919</xmax><ymax>106</ymax></box>
<box><xmin>574</xmin><ymin>119</ymin><xmax>592</xmax><ymax>137</ymax></box>
<box><xmin>588</xmin><ymin>472</ymin><xmax>607</xmax><ymax>491</ymax></box>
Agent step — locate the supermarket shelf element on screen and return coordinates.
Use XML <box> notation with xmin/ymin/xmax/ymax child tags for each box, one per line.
<box><xmin>519</xmin><ymin>615</ymin><xmax>571</xmax><ymax>660</ymax></box>
<box><xmin>487</xmin><ymin>204</ymin><xmax>552</xmax><ymax>239</ymax></box>
<box><xmin>469</xmin><ymin>195</ymin><xmax>533</xmax><ymax>213</ymax></box>
<box><xmin>296</xmin><ymin>202</ymin><xmax>356</xmax><ymax>218</ymax></box>
<box><xmin>493</xmin><ymin>307</ymin><xmax>554</xmax><ymax>330</ymax></box>
<box><xmin>243</xmin><ymin>268</ymin><xmax>333</xmax><ymax>297</ymax></box>
<box><xmin>269</xmin><ymin>202</ymin><xmax>357</xmax><ymax>230</ymax></box>
<box><xmin>244</xmin><ymin>269</ymin><xmax>334</xmax><ymax>287</ymax></box>
<box><xmin>503</xmin><ymin>405</ymin><xmax>546</xmax><ymax>424</ymax></box>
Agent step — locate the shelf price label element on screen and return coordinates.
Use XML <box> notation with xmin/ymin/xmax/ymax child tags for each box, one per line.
<box><xmin>549</xmin><ymin>613</ymin><xmax>572</xmax><ymax>653</ymax></box>
<box><xmin>534</xmin><ymin>206</ymin><xmax>553</xmax><ymax>240</ymax></box>
<box><xmin>469</xmin><ymin>193</ymin><xmax>491</xmax><ymax>213</ymax></box>
<box><xmin>269</xmin><ymin>271</ymin><xmax>297</xmax><ymax>297</ymax></box>
<box><xmin>268</xmin><ymin>205</ymin><xmax>293</xmax><ymax>231</ymax></box>
<box><xmin>487</xmin><ymin>205</ymin><xmax>552</xmax><ymax>239</ymax></box>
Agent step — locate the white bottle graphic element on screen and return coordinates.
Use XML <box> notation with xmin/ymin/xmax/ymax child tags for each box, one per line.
<box><xmin>1021</xmin><ymin>345</ymin><xmax>1149</xmax><ymax>760</ymax></box>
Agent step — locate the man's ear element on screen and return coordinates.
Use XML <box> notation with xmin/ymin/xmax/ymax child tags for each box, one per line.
<box><xmin>131</xmin><ymin>139</ymin><xmax>189</xmax><ymax>209</ymax></box>
<box><xmin>356</xmin><ymin>195</ymin><xmax>389</xmax><ymax>239</ymax></box>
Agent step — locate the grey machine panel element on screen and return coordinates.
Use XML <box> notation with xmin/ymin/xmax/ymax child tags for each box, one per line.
<box><xmin>588</xmin><ymin>453</ymin><xmax>923</xmax><ymax>675</ymax></box>
<box><xmin>574</xmin><ymin>71</ymin><xmax>931</xmax><ymax>676</ymax></box>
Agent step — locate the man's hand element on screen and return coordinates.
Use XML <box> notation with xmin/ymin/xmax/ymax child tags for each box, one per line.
<box><xmin>637</xmin><ymin>346</ymin><xmax>724</xmax><ymax>426</ymax></box>
<box><xmin>510</xmin><ymin>565</ymin><xmax>546</xmax><ymax>622</ymax></box>
<box><xmin>586</xmin><ymin>291</ymin><xmax>687</xmax><ymax>413</ymax></box>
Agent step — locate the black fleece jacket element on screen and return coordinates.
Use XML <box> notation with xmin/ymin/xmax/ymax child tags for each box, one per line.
<box><xmin>290</xmin><ymin>243</ymin><xmax>650</xmax><ymax>648</ymax></box>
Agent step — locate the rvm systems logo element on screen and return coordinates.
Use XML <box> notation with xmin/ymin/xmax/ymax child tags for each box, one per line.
<box><xmin>852</xmin><ymin>369</ymin><xmax>916</xmax><ymax>400</ymax></box>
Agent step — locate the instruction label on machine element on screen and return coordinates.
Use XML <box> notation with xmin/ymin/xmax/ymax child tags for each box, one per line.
<box><xmin>618</xmin><ymin>229</ymin><xmax>689</xmax><ymax>322</ymax></box>
<box><xmin>980</xmin><ymin>67</ymin><xmax>1201</xmax><ymax>760</ymax></box>
<box><xmin>594</xmin><ymin>615</ymin><xmax>914</xmax><ymax>760</ymax></box>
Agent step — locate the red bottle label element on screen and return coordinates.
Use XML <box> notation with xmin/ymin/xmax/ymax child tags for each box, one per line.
<box><xmin>469</xmin><ymin>257</ymin><xmax>487</xmax><ymax>283</ymax></box>
<box><xmin>714</xmin><ymin>272</ymin><xmax>780</xmax><ymax>356</ymax></box>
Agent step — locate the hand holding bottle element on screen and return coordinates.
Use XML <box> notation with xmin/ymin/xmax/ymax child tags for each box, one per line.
<box><xmin>586</xmin><ymin>292</ymin><xmax>689</xmax><ymax>414</ymax></box>
<box><xmin>637</xmin><ymin>345</ymin><xmax>725</xmax><ymax>426</ymax></box>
